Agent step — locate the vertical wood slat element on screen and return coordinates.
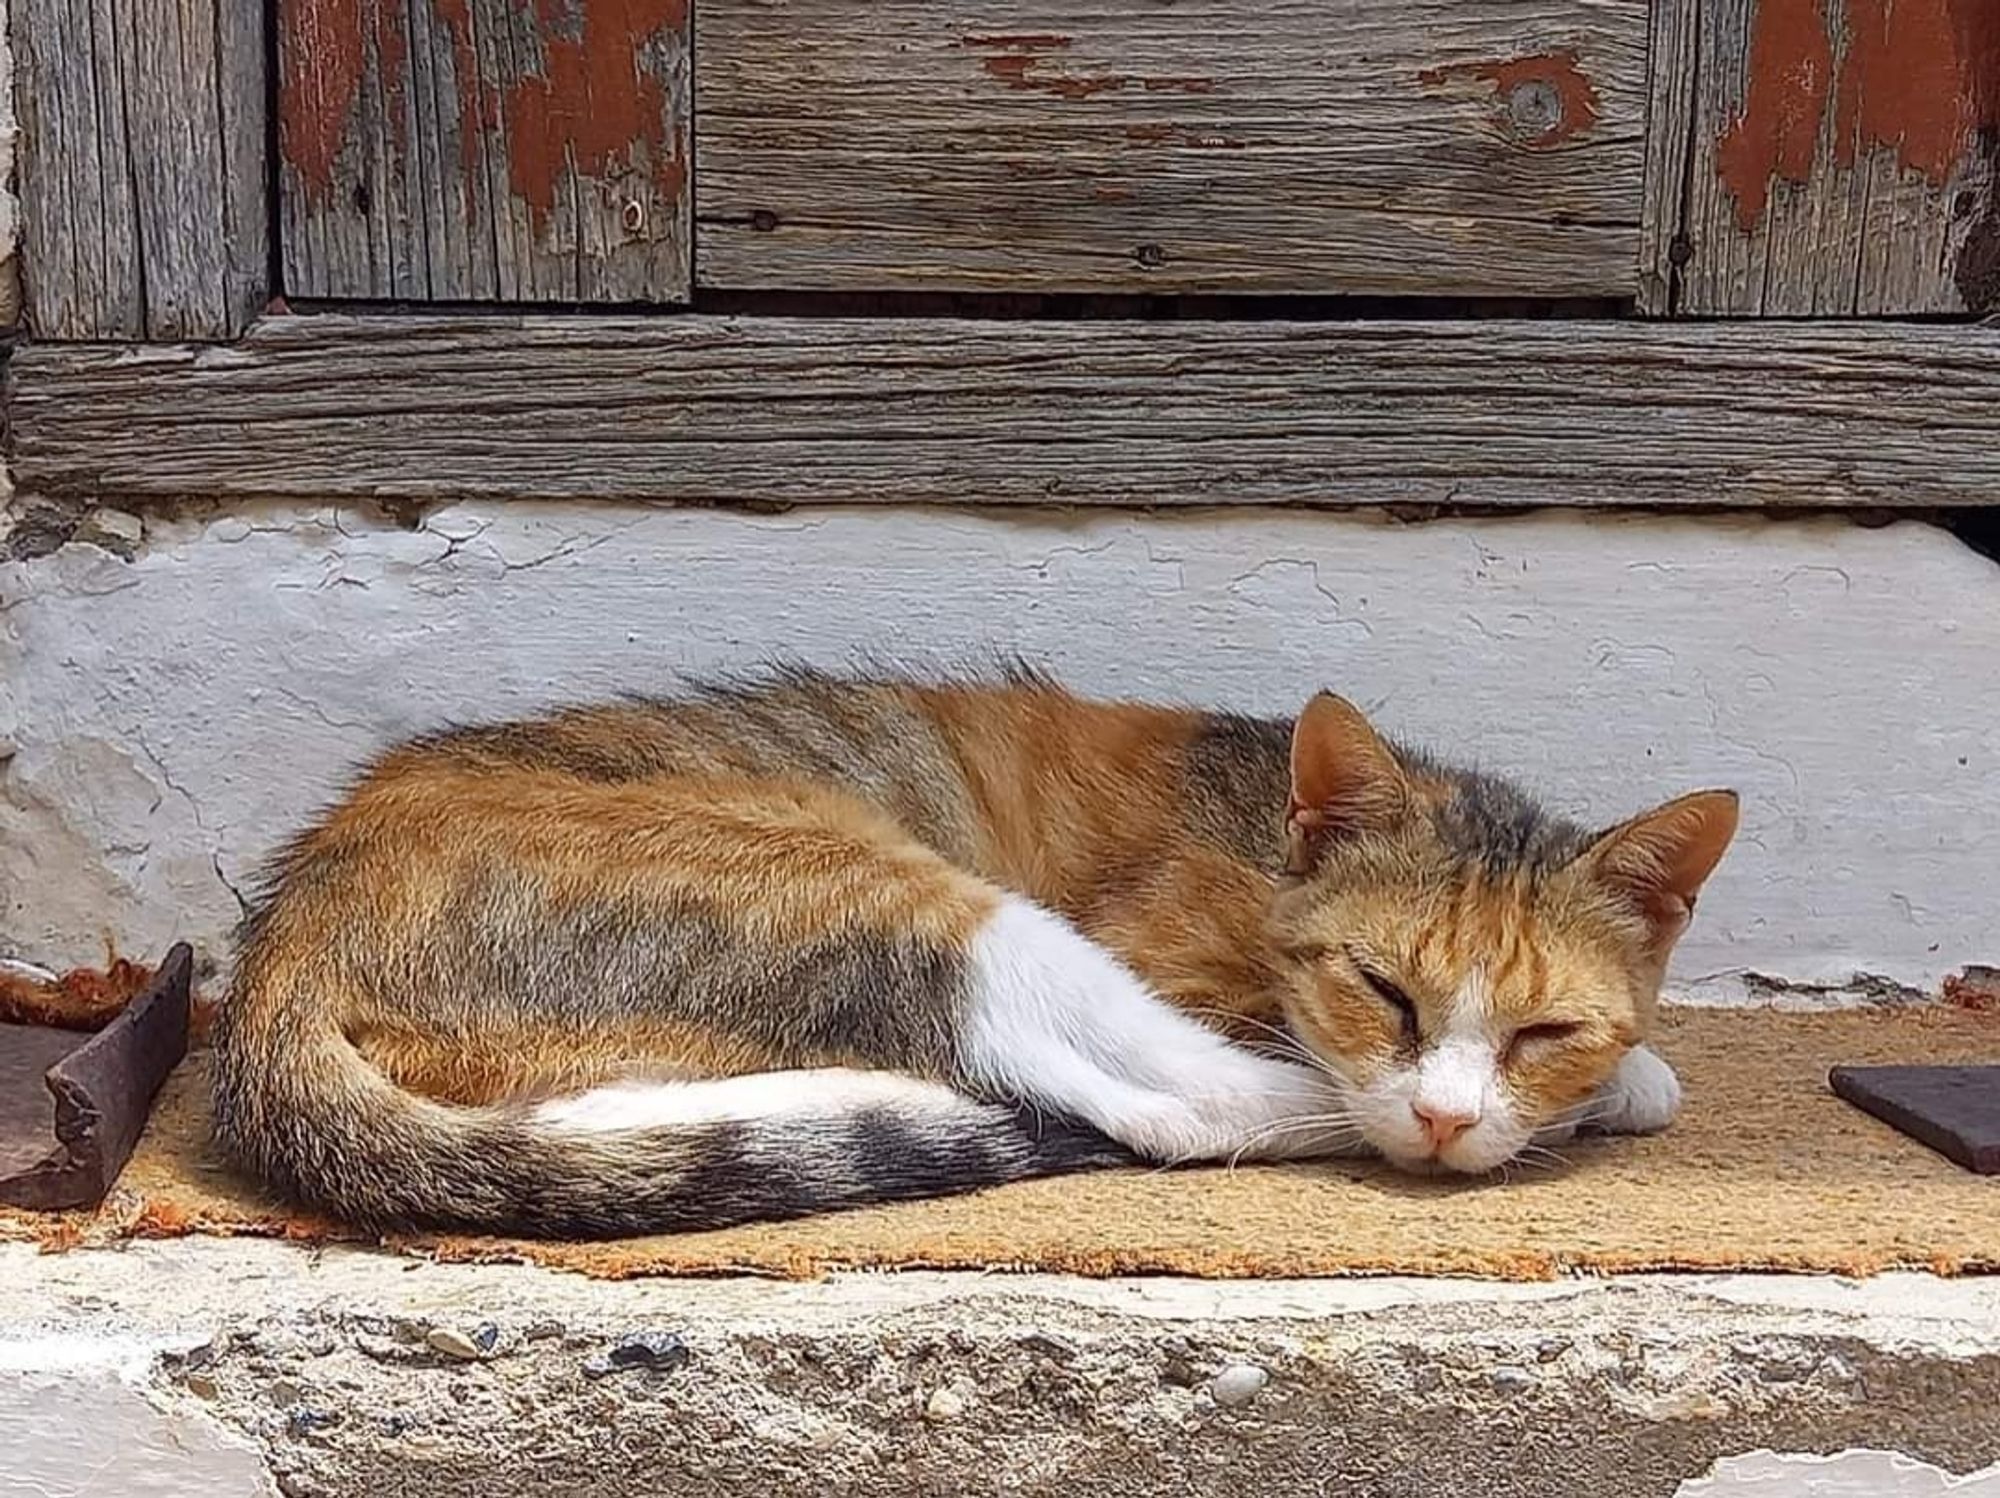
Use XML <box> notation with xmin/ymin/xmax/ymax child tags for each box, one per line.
<box><xmin>1645</xmin><ymin>0</ymin><xmax>2000</xmax><ymax>316</ymax></box>
<box><xmin>11</xmin><ymin>0</ymin><xmax>269</xmax><ymax>339</ymax></box>
<box><xmin>277</xmin><ymin>0</ymin><xmax>691</xmax><ymax>303</ymax></box>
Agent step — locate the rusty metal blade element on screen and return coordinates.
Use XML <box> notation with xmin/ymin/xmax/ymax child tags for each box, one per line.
<box><xmin>0</xmin><ymin>944</ymin><xmax>192</xmax><ymax>1210</ymax></box>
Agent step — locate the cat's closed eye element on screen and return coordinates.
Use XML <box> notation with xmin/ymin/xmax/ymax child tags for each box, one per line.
<box><xmin>1354</xmin><ymin>963</ymin><xmax>1420</xmax><ymax>1043</ymax></box>
<box><xmin>1506</xmin><ymin>1020</ymin><xmax>1584</xmax><ymax>1060</ymax></box>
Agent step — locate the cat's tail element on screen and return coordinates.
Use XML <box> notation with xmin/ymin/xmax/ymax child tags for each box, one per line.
<box><xmin>211</xmin><ymin>987</ymin><xmax>1132</xmax><ymax>1238</ymax></box>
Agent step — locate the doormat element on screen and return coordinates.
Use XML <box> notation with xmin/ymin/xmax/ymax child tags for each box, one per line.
<box><xmin>4</xmin><ymin>1006</ymin><xmax>1994</xmax><ymax>1281</ymax></box>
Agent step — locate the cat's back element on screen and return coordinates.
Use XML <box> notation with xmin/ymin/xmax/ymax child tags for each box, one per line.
<box><xmin>381</xmin><ymin>670</ymin><xmax>939</xmax><ymax>784</ymax></box>
<box><xmin>277</xmin><ymin>670</ymin><xmax>1022</xmax><ymax>891</ymax></box>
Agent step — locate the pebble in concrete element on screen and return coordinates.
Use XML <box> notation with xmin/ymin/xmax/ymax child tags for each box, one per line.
<box><xmin>1489</xmin><ymin>1366</ymin><xmax>1536</xmax><ymax>1394</ymax></box>
<box><xmin>425</xmin><ymin>1328</ymin><xmax>485</xmax><ymax>1362</ymax></box>
<box><xmin>583</xmin><ymin>1331</ymin><xmax>691</xmax><ymax>1379</ymax></box>
<box><xmin>1208</xmin><ymin>1364</ymin><xmax>1269</xmax><ymax>1408</ymax></box>
<box><xmin>286</xmin><ymin>1407</ymin><xmax>338</xmax><ymax>1438</ymax></box>
<box><xmin>71</xmin><ymin>507</ymin><xmax>145</xmax><ymax>561</ymax></box>
<box><xmin>924</xmin><ymin>1387</ymin><xmax>967</xmax><ymax>1423</ymax></box>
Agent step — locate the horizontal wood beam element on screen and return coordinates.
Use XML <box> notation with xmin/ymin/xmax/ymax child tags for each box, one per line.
<box><xmin>696</xmin><ymin>0</ymin><xmax>1648</xmax><ymax>298</ymax></box>
<box><xmin>11</xmin><ymin>315</ymin><xmax>2000</xmax><ymax>508</ymax></box>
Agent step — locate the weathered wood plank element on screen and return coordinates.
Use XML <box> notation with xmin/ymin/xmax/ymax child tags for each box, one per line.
<box><xmin>14</xmin><ymin>316</ymin><xmax>2000</xmax><ymax>509</ymax></box>
<box><xmin>13</xmin><ymin>0</ymin><xmax>141</xmax><ymax>336</ymax></box>
<box><xmin>1635</xmin><ymin>0</ymin><xmax>1701</xmax><ymax>316</ymax></box>
<box><xmin>1651</xmin><ymin>0</ymin><xmax>2000</xmax><ymax>316</ymax></box>
<box><xmin>695</xmin><ymin>0</ymin><xmax>1648</xmax><ymax>297</ymax></box>
<box><xmin>277</xmin><ymin>0</ymin><xmax>692</xmax><ymax>303</ymax></box>
<box><xmin>11</xmin><ymin>0</ymin><xmax>268</xmax><ymax>338</ymax></box>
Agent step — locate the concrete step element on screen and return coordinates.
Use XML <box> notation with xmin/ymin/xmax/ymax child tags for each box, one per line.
<box><xmin>5</xmin><ymin>1241</ymin><xmax>1998</xmax><ymax>1497</ymax></box>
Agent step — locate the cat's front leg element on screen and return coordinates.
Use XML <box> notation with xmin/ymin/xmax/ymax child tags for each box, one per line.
<box><xmin>959</xmin><ymin>895</ymin><xmax>1364</xmax><ymax>1164</ymax></box>
<box><xmin>1543</xmin><ymin>1044</ymin><xmax>1682</xmax><ymax>1143</ymax></box>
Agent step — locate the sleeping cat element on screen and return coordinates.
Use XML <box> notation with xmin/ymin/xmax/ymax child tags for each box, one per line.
<box><xmin>212</xmin><ymin>668</ymin><xmax>1737</xmax><ymax>1237</ymax></box>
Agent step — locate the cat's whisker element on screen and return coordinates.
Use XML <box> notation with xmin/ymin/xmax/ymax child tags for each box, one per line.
<box><xmin>1547</xmin><ymin>1101</ymin><xmax>1619</xmax><ymax>1133</ymax></box>
<box><xmin>1231</xmin><ymin>1109</ymin><xmax>1366</xmax><ymax>1137</ymax></box>
<box><xmin>1179</xmin><ymin>1008</ymin><xmax>1358</xmax><ymax>1084</ymax></box>
<box><xmin>1512</xmin><ymin>1143</ymin><xmax>1574</xmax><ymax>1173</ymax></box>
<box><xmin>1225</xmin><ymin>1113</ymin><xmax>1367</xmax><ymax>1167</ymax></box>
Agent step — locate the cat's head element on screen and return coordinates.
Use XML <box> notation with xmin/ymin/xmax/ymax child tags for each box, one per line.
<box><xmin>1267</xmin><ymin>692</ymin><xmax>1737</xmax><ymax>1174</ymax></box>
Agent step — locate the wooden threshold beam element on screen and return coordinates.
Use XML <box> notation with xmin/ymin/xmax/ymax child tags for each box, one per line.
<box><xmin>10</xmin><ymin>315</ymin><xmax>2000</xmax><ymax>509</ymax></box>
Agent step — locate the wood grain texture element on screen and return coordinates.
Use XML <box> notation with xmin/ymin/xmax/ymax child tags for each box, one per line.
<box><xmin>1652</xmin><ymin>0</ymin><xmax>2000</xmax><ymax>316</ymax></box>
<box><xmin>14</xmin><ymin>315</ymin><xmax>2000</xmax><ymax>508</ymax></box>
<box><xmin>1635</xmin><ymin>0</ymin><xmax>1700</xmax><ymax>316</ymax></box>
<box><xmin>695</xmin><ymin>0</ymin><xmax>1647</xmax><ymax>297</ymax></box>
<box><xmin>11</xmin><ymin>0</ymin><xmax>268</xmax><ymax>338</ymax></box>
<box><xmin>278</xmin><ymin>0</ymin><xmax>691</xmax><ymax>303</ymax></box>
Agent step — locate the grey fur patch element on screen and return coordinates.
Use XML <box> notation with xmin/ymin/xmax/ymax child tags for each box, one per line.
<box><xmin>1180</xmin><ymin>704</ymin><xmax>1593</xmax><ymax>881</ymax></box>
<box><xmin>1181</xmin><ymin>713</ymin><xmax>1293</xmax><ymax>868</ymax></box>
<box><xmin>1395</xmin><ymin>746</ymin><xmax>1597</xmax><ymax>876</ymax></box>
<box><xmin>395</xmin><ymin>873</ymin><xmax>972</xmax><ymax>1078</ymax></box>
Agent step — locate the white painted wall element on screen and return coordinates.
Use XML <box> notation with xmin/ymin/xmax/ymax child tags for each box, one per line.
<box><xmin>1</xmin><ymin>503</ymin><xmax>1994</xmax><ymax>995</ymax></box>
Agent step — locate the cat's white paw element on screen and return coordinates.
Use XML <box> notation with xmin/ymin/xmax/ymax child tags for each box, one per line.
<box><xmin>1583</xmin><ymin>1044</ymin><xmax>1682</xmax><ymax>1136</ymax></box>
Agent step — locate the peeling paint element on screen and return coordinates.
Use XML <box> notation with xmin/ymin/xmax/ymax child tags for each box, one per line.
<box><xmin>1420</xmin><ymin>50</ymin><xmax>1602</xmax><ymax>150</ymax></box>
<box><xmin>279</xmin><ymin>0</ymin><xmax>688</xmax><ymax>233</ymax></box>
<box><xmin>962</xmin><ymin>34</ymin><xmax>1214</xmax><ymax>103</ymax></box>
<box><xmin>1714</xmin><ymin>0</ymin><xmax>1833</xmax><ymax>231</ymax></box>
<box><xmin>1944</xmin><ymin>966</ymin><xmax>2000</xmax><ymax>1013</ymax></box>
<box><xmin>1678</xmin><ymin>1448</ymin><xmax>2000</xmax><ymax>1496</ymax></box>
<box><xmin>504</xmin><ymin>0</ymin><xmax>689</xmax><ymax>231</ymax></box>
<box><xmin>10</xmin><ymin>1244</ymin><xmax>2000</xmax><ymax>1498</ymax></box>
<box><xmin>1714</xmin><ymin>0</ymin><xmax>1999</xmax><ymax>236</ymax></box>
<box><xmin>279</xmin><ymin>0</ymin><xmax>410</xmax><ymax>203</ymax></box>
<box><xmin>1833</xmin><ymin>0</ymin><xmax>1998</xmax><ymax>183</ymax></box>
<box><xmin>981</xmin><ymin>55</ymin><xmax>1123</xmax><ymax>101</ymax></box>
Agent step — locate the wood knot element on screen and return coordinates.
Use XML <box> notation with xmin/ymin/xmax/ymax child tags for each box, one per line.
<box><xmin>1505</xmin><ymin>80</ymin><xmax>1564</xmax><ymax>140</ymax></box>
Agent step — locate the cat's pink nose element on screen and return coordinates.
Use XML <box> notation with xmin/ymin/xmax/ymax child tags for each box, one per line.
<box><xmin>1412</xmin><ymin>1101</ymin><xmax>1479</xmax><ymax>1149</ymax></box>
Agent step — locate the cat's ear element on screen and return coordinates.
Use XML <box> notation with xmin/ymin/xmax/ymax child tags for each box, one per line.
<box><xmin>1284</xmin><ymin>693</ymin><xmax>1412</xmax><ymax>875</ymax></box>
<box><xmin>1582</xmin><ymin>790</ymin><xmax>1739</xmax><ymax>951</ymax></box>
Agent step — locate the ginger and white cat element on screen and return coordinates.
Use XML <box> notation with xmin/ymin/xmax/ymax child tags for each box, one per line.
<box><xmin>213</xmin><ymin>669</ymin><xmax>1737</xmax><ymax>1236</ymax></box>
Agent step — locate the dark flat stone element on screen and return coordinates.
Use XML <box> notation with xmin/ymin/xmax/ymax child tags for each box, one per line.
<box><xmin>1829</xmin><ymin>1064</ymin><xmax>2000</xmax><ymax>1175</ymax></box>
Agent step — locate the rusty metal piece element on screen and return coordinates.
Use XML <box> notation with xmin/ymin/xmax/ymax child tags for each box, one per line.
<box><xmin>0</xmin><ymin>944</ymin><xmax>191</xmax><ymax>1210</ymax></box>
